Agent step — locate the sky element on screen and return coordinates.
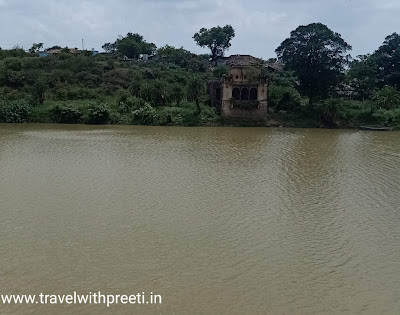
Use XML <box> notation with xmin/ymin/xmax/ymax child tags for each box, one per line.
<box><xmin>0</xmin><ymin>0</ymin><xmax>399</xmax><ymax>59</ymax></box>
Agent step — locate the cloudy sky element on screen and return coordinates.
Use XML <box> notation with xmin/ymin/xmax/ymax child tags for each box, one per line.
<box><xmin>0</xmin><ymin>0</ymin><xmax>399</xmax><ymax>59</ymax></box>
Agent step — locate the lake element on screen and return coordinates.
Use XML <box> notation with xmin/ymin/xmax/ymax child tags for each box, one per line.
<box><xmin>0</xmin><ymin>124</ymin><xmax>399</xmax><ymax>314</ymax></box>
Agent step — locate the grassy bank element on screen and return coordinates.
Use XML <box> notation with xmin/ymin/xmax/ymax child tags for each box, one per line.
<box><xmin>1</xmin><ymin>51</ymin><xmax>400</xmax><ymax>129</ymax></box>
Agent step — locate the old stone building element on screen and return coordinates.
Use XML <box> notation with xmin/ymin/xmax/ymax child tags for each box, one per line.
<box><xmin>209</xmin><ymin>55</ymin><xmax>269</xmax><ymax>120</ymax></box>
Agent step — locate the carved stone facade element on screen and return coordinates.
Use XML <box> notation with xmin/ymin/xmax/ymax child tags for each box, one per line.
<box><xmin>209</xmin><ymin>55</ymin><xmax>268</xmax><ymax>120</ymax></box>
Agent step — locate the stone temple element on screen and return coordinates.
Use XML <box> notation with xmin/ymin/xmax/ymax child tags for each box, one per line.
<box><xmin>209</xmin><ymin>55</ymin><xmax>270</xmax><ymax>121</ymax></box>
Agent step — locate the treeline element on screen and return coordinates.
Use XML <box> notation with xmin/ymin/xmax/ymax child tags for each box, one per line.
<box><xmin>268</xmin><ymin>23</ymin><xmax>400</xmax><ymax>128</ymax></box>
<box><xmin>0</xmin><ymin>23</ymin><xmax>400</xmax><ymax>128</ymax></box>
<box><xmin>0</xmin><ymin>40</ymin><xmax>218</xmax><ymax>126</ymax></box>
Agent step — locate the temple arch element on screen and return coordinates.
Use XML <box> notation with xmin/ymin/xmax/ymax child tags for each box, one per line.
<box><xmin>250</xmin><ymin>88</ymin><xmax>258</xmax><ymax>101</ymax></box>
<box><xmin>232</xmin><ymin>87</ymin><xmax>240</xmax><ymax>100</ymax></box>
<box><xmin>241</xmin><ymin>88</ymin><xmax>249</xmax><ymax>100</ymax></box>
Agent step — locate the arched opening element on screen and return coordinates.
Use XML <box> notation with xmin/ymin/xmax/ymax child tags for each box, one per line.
<box><xmin>216</xmin><ymin>87</ymin><xmax>221</xmax><ymax>101</ymax></box>
<box><xmin>232</xmin><ymin>87</ymin><xmax>240</xmax><ymax>100</ymax></box>
<box><xmin>241</xmin><ymin>88</ymin><xmax>249</xmax><ymax>100</ymax></box>
<box><xmin>250</xmin><ymin>88</ymin><xmax>258</xmax><ymax>101</ymax></box>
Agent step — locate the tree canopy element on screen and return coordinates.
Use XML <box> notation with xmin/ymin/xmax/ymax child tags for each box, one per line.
<box><xmin>347</xmin><ymin>54</ymin><xmax>377</xmax><ymax>100</ymax></box>
<box><xmin>374</xmin><ymin>33</ymin><xmax>400</xmax><ymax>88</ymax></box>
<box><xmin>104</xmin><ymin>33</ymin><xmax>157</xmax><ymax>59</ymax></box>
<box><xmin>193</xmin><ymin>25</ymin><xmax>235</xmax><ymax>61</ymax></box>
<box><xmin>276</xmin><ymin>23</ymin><xmax>352</xmax><ymax>103</ymax></box>
<box><xmin>29</xmin><ymin>43</ymin><xmax>43</xmax><ymax>54</ymax></box>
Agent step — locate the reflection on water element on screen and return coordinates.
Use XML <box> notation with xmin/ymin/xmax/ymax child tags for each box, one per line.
<box><xmin>0</xmin><ymin>124</ymin><xmax>399</xmax><ymax>314</ymax></box>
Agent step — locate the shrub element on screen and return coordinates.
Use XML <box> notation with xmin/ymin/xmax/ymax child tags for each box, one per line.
<box><xmin>156</xmin><ymin>107</ymin><xmax>184</xmax><ymax>125</ymax></box>
<box><xmin>319</xmin><ymin>98</ymin><xmax>341</xmax><ymax>127</ymax></box>
<box><xmin>199</xmin><ymin>105</ymin><xmax>220</xmax><ymax>126</ymax></box>
<box><xmin>86</xmin><ymin>103</ymin><xmax>111</xmax><ymax>124</ymax></box>
<box><xmin>103</xmin><ymin>69</ymin><xmax>132</xmax><ymax>89</ymax></box>
<box><xmin>117</xmin><ymin>96</ymin><xmax>143</xmax><ymax>114</ymax></box>
<box><xmin>132</xmin><ymin>103</ymin><xmax>157</xmax><ymax>125</ymax></box>
<box><xmin>212</xmin><ymin>65</ymin><xmax>229</xmax><ymax>78</ymax></box>
<box><xmin>268</xmin><ymin>85</ymin><xmax>302</xmax><ymax>111</ymax></box>
<box><xmin>372</xmin><ymin>108</ymin><xmax>400</xmax><ymax>126</ymax></box>
<box><xmin>373</xmin><ymin>86</ymin><xmax>400</xmax><ymax>110</ymax></box>
<box><xmin>32</xmin><ymin>75</ymin><xmax>48</xmax><ymax>104</ymax></box>
<box><xmin>4</xmin><ymin>57</ymin><xmax>23</xmax><ymax>71</ymax></box>
<box><xmin>51</xmin><ymin>104</ymin><xmax>83</xmax><ymax>124</ymax></box>
<box><xmin>0</xmin><ymin>99</ymin><xmax>31</xmax><ymax>123</ymax></box>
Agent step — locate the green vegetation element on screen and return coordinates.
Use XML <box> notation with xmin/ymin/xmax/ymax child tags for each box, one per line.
<box><xmin>0</xmin><ymin>23</ymin><xmax>400</xmax><ymax>129</ymax></box>
<box><xmin>276</xmin><ymin>23</ymin><xmax>352</xmax><ymax>104</ymax></box>
<box><xmin>0</xmin><ymin>43</ymin><xmax>218</xmax><ymax>126</ymax></box>
<box><xmin>193</xmin><ymin>25</ymin><xmax>235</xmax><ymax>61</ymax></box>
<box><xmin>270</xmin><ymin>23</ymin><xmax>400</xmax><ymax>129</ymax></box>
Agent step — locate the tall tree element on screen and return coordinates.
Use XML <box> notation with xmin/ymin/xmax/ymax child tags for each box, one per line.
<box><xmin>29</xmin><ymin>43</ymin><xmax>43</xmax><ymax>54</ymax></box>
<box><xmin>276</xmin><ymin>23</ymin><xmax>352</xmax><ymax>103</ymax></box>
<box><xmin>193</xmin><ymin>25</ymin><xmax>235</xmax><ymax>61</ymax></box>
<box><xmin>374</xmin><ymin>33</ymin><xmax>400</xmax><ymax>88</ymax></box>
<box><xmin>113</xmin><ymin>33</ymin><xmax>156</xmax><ymax>59</ymax></box>
<box><xmin>347</xmin><ymin>54</ymin><xmax>378</xmax><ymax>101</ymax></box>
<box><xmin>102</xmin><ymin>42</ymin><xmax>116</xmax><ymax>53</ymax></box>
<box><xmin>32</xmin><ymin>76</ymin><xmax>48</xmax><ymax>104</ymax></box>
<box><xmin>187</xmin><ymin>75</ymin><xmax>205</xmax><ymax>114</ymax></box>
<box><xmin>157</xmin><ymin>45</ymin><xmax>191</xmax><ymax>67</ymax></box>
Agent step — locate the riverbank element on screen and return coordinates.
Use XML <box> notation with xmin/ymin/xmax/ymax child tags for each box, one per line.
<box><xmin>1</xmin><ymin>53</ymin><xmax>400</xmax><ymax>131</ymax></box>
<box><xmin>1</xmin><ymin>98</ymin><xmax>399</xmax><ymax>130</ymax></box>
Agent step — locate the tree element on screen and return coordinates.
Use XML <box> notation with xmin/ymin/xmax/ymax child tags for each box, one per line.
<box><xmin>374</xmin><ymin>33</ymin><xmax>400</xmax><ymax>88</ymax></box>
<box><xmin>187</xmin><ymin>75</ymin><xmax>205</xmax><ymax>113</ymax></box>
<box><xmin>347</xmin><ymin>54</ymin><xmax>378</xmax><ymax>101</ymax></box>
<box><xmin>46</xmin><ymin>46</ymin><xmax>62</xmax><ymax>51</ymax></box>
<box><xmin>157</xmin><ymin>45</ymin><xmax>191</xmax><ymax>67</ymax></box>
<box><xmin>193</xmin><ymin>25</ymin><xmax>235</xmax><ymax>61</ymax></box>
<box><xmin>169</xmin><ymin>83</ymin><xmax>185</xmax><ymax>106</ymax></box>
<box><xmin>29</xmin><ymin>43</ymin><xmax>43</xmax><ymax>54</ymax></box>
<box><xmin>212</xmin><ymin>65</ymin><xmax>229</xmax><ymax>78</ymax></box>
<box><xmin>102</xmin><ymin>42</ymin><xmax>116</xmax><ymax>53</ymax></box>
<box><xmin>276</xmin><ymin>23</ymin><xmax>352</xmax><ymax>104</ymax></box>
<box><xmin>32</xmin><ymin>76</ymin><xmax>48</xmax><ymax>104</ymax></box>
<box><xmin>113</xmin><ymin>33</ymin><xmax>156</xmax><ymax>59</ymax></box>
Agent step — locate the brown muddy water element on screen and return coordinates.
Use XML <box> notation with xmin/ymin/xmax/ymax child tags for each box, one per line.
<box><xmin>0</xmin><ymin>124</ymin><xmax>399</xmax><ymax>314</ymax></box>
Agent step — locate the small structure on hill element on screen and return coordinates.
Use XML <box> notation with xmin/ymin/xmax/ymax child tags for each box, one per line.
<box><xmin>209</xmin><ymin>55</ymin><xmax>269</xmax><ymax>120</ymax></box>
<box><xmin>38</xmin><ymin>48</ymin><xmax>98</xmax><ymax>57</ymax></box>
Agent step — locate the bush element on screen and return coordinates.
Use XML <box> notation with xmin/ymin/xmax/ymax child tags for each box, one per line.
<box><xmin>102</xmin><ymin>68</ymin><xmax>132</xmax><ymax>89</ymax></box>
<box><xmin>65</xmin><ymin>87</ymin><xmax>97</xmax><ymax>100</ymax></box>
<box><xmin>32</xmin><ymin>75</ymin><xmax>48</xmax><ymax>104</ymax></box>
<box><xmin>373</xmin><ymin>86</ymin><xmax>400</xmax><ymax>110</ymax></box>
<box><xmin>0</xmin><ymin>99</ymin><xmax>31</xmax><ymax>123</ymax></box>
<box><xmin>117</xmin><ymin>96</ymin><xmax>144</xmax><ymax>114</ymax></box>
<box><xmin>51</xmin><ymin>104</ymin><xmax>83</xmax><ymax>124</ymax></box>
<box><xmin>199</xmin><ymin>105</ymin><xmax>220</xmax><ymax>126</ymax></box>
<box><xmin>212</xmin><ymin>65</ymin><xmax>229</xmax><ymax>78</ymax></box>
<box><xmin>156</xmin><ymin>102</ymin><xmax>203</xmax><ymax>126</ymax></box>
<box><xmin>156</xmin><ymin>107</ymin><xmax>184</xmax><ymax>125</ymax></box>
<box><xmin>269</xmin><ymin>85</ymin><xmax>302</xmax><ymax>111</ymax></box>
<box><xmin>372</xmin><ymin>108</ymin><xmax>400</xmax><ymax>126</ymax></box>
<box><xmin>86</xmin><ymin>103</ymin><xmax>111</xmax><ymax>124</ymax></box>
<box><xmin>318</xmin><ymin>98</ymin><xmax>340</xmax><ymax>127</ymax></box>
<box><xmin>132</xmin><ymin>103</ymin><xmax>157</xmax><ymax>125</ymax></box>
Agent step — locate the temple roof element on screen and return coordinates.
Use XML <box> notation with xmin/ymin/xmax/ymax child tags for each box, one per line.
<box><xmin>216</xmin><ymin>55</ymin><xmax>283</xmax><ymax>71</ymax></box>
<box><xmin>216</xmin><ymin>55</ymin><xmax>263</xmax><ymax>67</ymax></box>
